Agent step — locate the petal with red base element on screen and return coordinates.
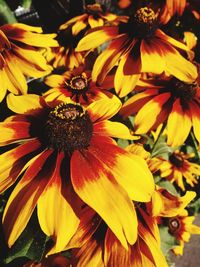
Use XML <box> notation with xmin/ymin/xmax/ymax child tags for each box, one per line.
<box><xmin>38</xmin><ymin>152</ymin><xmax>80</xmax><ymax>254</ymax></box>
<box><xmin>0</xmin><ymin>139</ymin><xmax>41</xmax><ymax>193</ymax></box>
<box><xmin>3</xmin><ymin>149</ymin><xmax>54</xmax><ymax>247</ymax></box>
<box><xmin>134</xmin><ymin>93</ymin><xmax>171</xmax><ymax>134</ymax></box>
<box><xmin>89</xmin><ymin>136</ymin><xmax>154</xmax><ymax>202</ymax></box>
<box><xmin>71</xmin><ymin>148</ymin><xmax>137</xmax><ymax>248</ymax></box>
<box><xmin>167</xmin><ymin>99</ymin><xmax>192</xmax><ymax>147</ymax></box>
<box><xmin>0</xmin><ymin>121</ymin><xmax>30</xmax><ymax>145</ymax></box>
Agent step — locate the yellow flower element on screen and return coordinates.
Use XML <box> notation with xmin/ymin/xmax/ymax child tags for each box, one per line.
<box><xmin>46</xmin><ymin>4</ymin><xmax>118</xmax><ymax>69</ymax></box>
<box><xmin>121</xmin><ymin>77</ymin><xmax>200</xmax><ymax>147</ymax></box>
<box><xmin>0</xmin><ymin>23</ymin><xmax>58</xmax><ymax>101</ymax></box>
<box><xmin>168</xmin><ymin>209</ymin><xmax>200</xmax><ymax>255</ymax></box>
<box><xmin>0</xmin><ymin>93</ymin><xmax>154</xmax><ymax>254</ymax></box>
<box><xmin>44</xmin><ymin>65</ymin><xmax>115</xmax><ymax>104</ymax></box>
<box><xmin>76</xmin><ymin>3</ymin><xmax>197</xmax><ymax>97</ymax></box>
<box><xmin>150</xmin><ymin>150</ymin><xmax>200</xmax><ymax>191</ymax></box>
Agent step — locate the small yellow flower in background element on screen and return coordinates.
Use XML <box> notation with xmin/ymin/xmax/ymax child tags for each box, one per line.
<box><xmin>121</xmin><ymin>76</ymin><xmax>200</xmax><ymax>147</ymax></box>
<box><xmin>0</xmin><ymin>93</ymin><xmax>154</xmax><ymax>254</ymax></box>
<box><xmin>76</xmin><ymin>2</ymin><xmax>197</xmax><ymax>97</ymax></box>
<box><xmin>168</xmin><ymin>209</ymin><xmax>200</xmax><ymax>255</ymax></box>
<box><xmin>0</xmin><ymin>23</ymin><xmax>58</xmax><ymax>101</ymax></box>
<box><xmin>45</xmin><ymin>3</ymin><xmax>119</xmax><ymax>69</ymax></box>
<box><xmin>60</xmin><ymin>3</ymin><xmax>117</xmax><ymax>32</ymax></box>
<box><xmin>44</xmin><ymin>65</ymin><xmax>115</xmax><ymax>104</ymax></box>
<box><xmin>150</xmin><ymin>150</ymin><xmax>200</xmax><ymax>191</ymax></box>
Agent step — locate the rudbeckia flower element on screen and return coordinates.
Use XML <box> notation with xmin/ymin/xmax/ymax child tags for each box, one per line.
<box><xmin>60</xmin><ymin>3</ymin><xmax>117</xmax><ymax>33</ymax></box>
<box><xmin>46</xmin><ymin>4</ymin><xmax>118</xmax><ymax>69</ymax></box>
<box><xmin>0</xmin><ymin>23</ymin><xmax>58</xmax><ymax>101</ymax></box>
<box><xmin>167</xmin><ymin>209</ymin><xmax>200</xmax><ymax>255</ymax></box>
<box><xmin>76</xmin><ymin>2</ymin><xmax>197</xmax><ymax>97</ymax></box>
<box><xmin>1</xmin><ymin>94</ymin><xmax>154</xmax><ymax>253</ymax></box>
<box><xmin>150</xmin><ymin>151</ymin><xmax>200</xmax><ymax>191</ymax></box>
<box><xmin>121</xmin><ymin>77</ymin><xmax>200</xmax><ymax>147</ymax></box>
<box><xmin>44</xmin><ymin>66</ymin><xmax>115</xmax><ymax>104</ymax></box>
<box><xmin>64</xmin><ymin>206</ymin><xmax>168</xmax><ymax>267</ymax></box>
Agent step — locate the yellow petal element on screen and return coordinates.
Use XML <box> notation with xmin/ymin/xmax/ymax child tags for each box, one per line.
<box><xmin>38</xmin><ymin>153</ymin><xmax>80</xmax><ymax>254</ymax></box>
<box><xmin>76</xmin><ymin>26</ymin><xmax>118</xmax><ymax>51</ymax></box>
<box><xmin>7</xmin><ymin>93</ymin><xmax>44</xmax><ymax>115</ymax></box>
<box><xmin>167</xmin><ymin>98</ymin><xmax>192</xmax><ymax>147</ymax></box>
<box><xmin>134</xmin><ymin>93</ymin><xmax>171</xmax><ymax>134</ymax></box>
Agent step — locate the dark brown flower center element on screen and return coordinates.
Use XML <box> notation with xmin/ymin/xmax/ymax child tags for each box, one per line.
<box><xmin>168</xmin><ymin>218</ymin><xmax>181</xmax><ymax>234</ymax></box>
<box><xmin>122</xmin><ymin>7</ymin><xmax>158</xmax><ymax>38</ymax></box>
<box><xmin>134</xmin><ymin>7</ymin><xmax>157</xmax><ymax>25</ymax></box>
<box><xmin>172</xmin><ymin>79</ymin><xmax>197</xmax><ymax>107</ymax></box>
<box><xmin>169</xmin><ymin>152</ymin><xmax>184</xmax><ymax>168</ymax></box>
<box><xmin>45</xmin><ymin>103</ymin><xmax>93</xmax><ymax>153</ymax></box>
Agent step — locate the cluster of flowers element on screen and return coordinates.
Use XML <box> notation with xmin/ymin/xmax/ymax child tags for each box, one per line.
<box><xmin>1</xmin><ymin>0</ymin><xmax>200</xmax><ymax>266</ymax></box>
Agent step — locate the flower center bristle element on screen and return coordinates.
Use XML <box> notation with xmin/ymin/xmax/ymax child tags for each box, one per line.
<box><xmin>169</xmin><ymin>152</ymin><xmax>184</xmax><ymax>168</ymax></box>
<box><xmin>45</xmin><ymin>103</ymin><xmax>93</xmax><ymax>153</ymax></box>
<box><xmin>134</xmin><ymin>7</ymin><xmax>157</xmax><ymax>25</ymax></box>
<box><xmin>168</xmin><ymin>218</ymin><xmax>181</xmax><ymax>234</ymax></box>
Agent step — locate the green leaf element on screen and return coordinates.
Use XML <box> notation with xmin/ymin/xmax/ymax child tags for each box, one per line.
<box><xmin>157</xmin><ymin>180</ymin><xmax>178</xmax><ymax>195</ymax></box>
<box><xmin>0</xmin><ymin>0</ymin><xmax>17</xmax><ymax>24</ymax></box>
<box><xmin>21</xmin><ymin>0</ymin><xmax>32</xmax><ymax>9</ymax></box>
<box><xmin>151</xmin><ymin>141</ymin><xmax>172</xmax><ymax>159</ymax></box>
<box><xmin>4</xmin><ymin>212</ymin><xmax>50</xmax><ymax>264</ymax></box>
<box><xmin>159</xmin><ymin>226</ymin><xmax>177</xmax><ymax>256</ymax></box>
<box><xmin>117</xmin><ymin>138</ymin><xmax>129</xmax><ymax>149</ymax></box>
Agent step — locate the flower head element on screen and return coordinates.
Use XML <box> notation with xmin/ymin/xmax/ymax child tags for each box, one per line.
<box><xmin>76</xmin><ymin>3</ymin><xmax>197</xmax><ymax>97</ymax></box>
<box><xmin>1</xmin><ymin>93</ymin><xmax>154</xmax><ymax>253</ymax></box>
<box><xmin>150</xmin><ymin>150</ymin><xmax>200</xmax><ymax>191</ymax></box>
<box><xmin>44</xmin><ymin>66</ymin><xmax>114</xmax><ymax>104</ymax></box>
<box><xmin>121</xmin><ymin>76</ymin><xmax>200</xmax><ymax>147</ymax></box>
